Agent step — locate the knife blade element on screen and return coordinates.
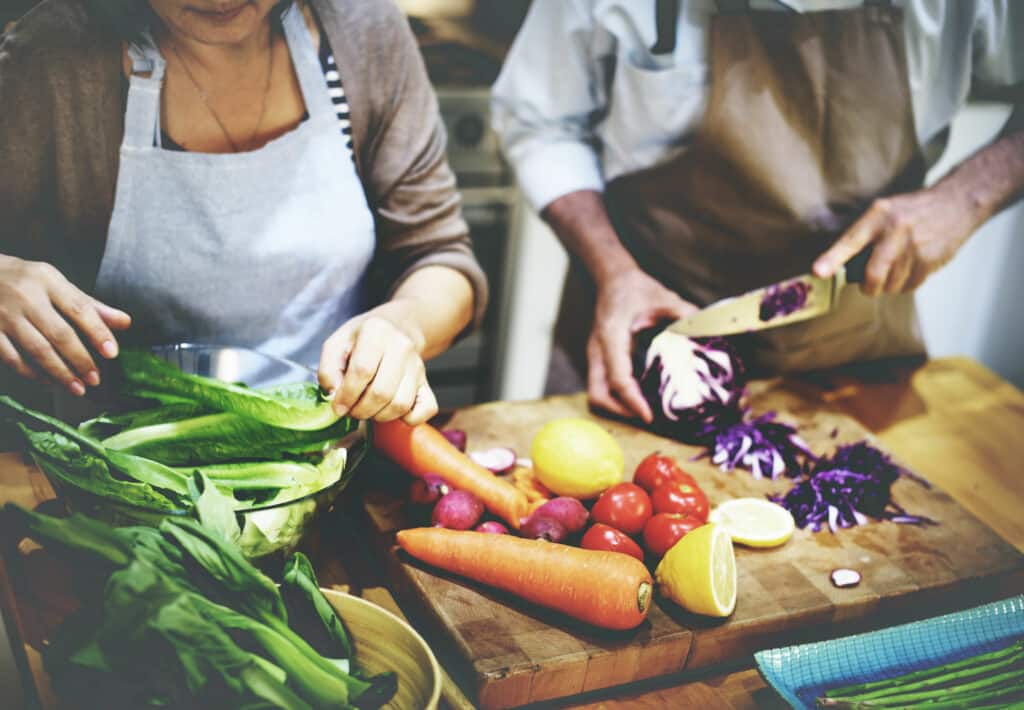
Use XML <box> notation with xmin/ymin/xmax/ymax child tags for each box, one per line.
<box><xmin>666</xmin><ymin>249</ymin><xmax>870</xmax><ymax>339</ymax></box>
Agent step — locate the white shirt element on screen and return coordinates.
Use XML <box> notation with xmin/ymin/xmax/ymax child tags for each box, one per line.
<box><xmin>492</xmin><ymin>0</ymin><xmax>1024</xmax><ymax>212</ymax></box>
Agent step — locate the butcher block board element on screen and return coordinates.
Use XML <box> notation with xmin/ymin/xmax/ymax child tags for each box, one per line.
<box><xmin>362</xmin><ymin>383</ymin><xmax>1024</xmax><ymax>709</ymax></box>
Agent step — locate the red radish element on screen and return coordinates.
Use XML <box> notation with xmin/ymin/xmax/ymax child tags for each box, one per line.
<box><xmin>469</xmin><ymin>447</ymin><xmax>517</xmax><ymax>474</ymax></box>
<box><xmin>581</xmin><ymin>524</ymin><xmax>645</xmax><ymax>561</ymax></box>
<box><xmin>409</xmin><ymin>474</ymin><xmax>450</xmax><ymax>506</ymax></box>
<box><xmin>475</xmin><ymin>521</ymin><xmax>509</xmax><ymax>534</ymax></box>
<box><xmin>441</xmin><ymin>429</ymin><xmax>467</xmax><ymax>452</ymax></box>
<box><xmin>520</xmin><ymin>515</ymin><xmax>568</xmax><ymax>543</ymax></box>
<box><xmin>374</xmin><ymin>421</ymin><xmax>530</xmax><ymax>528</ymax></box>
<box><xmin>529</xmin><ymin>497</ymin><xmax>589</xmax><ymax>534</ymax></box>
<box><xmin>396</xmin><ymin>528</ymin><xmax>653</xmax><ymax>630</ymax></box>
<box><xmin>432</xmin><ymin>490</ymin><xmax>484</xmax><ymax>530</ymax></box>
<box><xmin>831</xmin><ymin>568</ymin><xmax>862</xmax><ymax>588</ymax></box>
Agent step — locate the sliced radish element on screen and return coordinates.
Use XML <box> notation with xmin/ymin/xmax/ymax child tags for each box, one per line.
<box><xmin>469</xmin><ymin>447</ymin><xmax>517</xmax><ymax>474</ymax></box>
<box><xmin>830</xmin><ymin>568</ymin><xmax>862</xmax><ymax>588</ymax></box>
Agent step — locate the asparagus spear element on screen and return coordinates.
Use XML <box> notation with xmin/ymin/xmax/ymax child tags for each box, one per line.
<box><xmin>817</xmin><ymin>640</ymin><xmax>1024</xmax><ymax>708</ymax></box>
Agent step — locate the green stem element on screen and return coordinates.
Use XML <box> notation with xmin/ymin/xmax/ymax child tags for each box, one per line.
<box><xmin>851</xmin><ymin>649</ymin><xmax>1023</xmax><ymax>700</ymax></box>
<box><xmin>843</xmin><ymin>667</ymin><xmax>1024</xmax><ymax>707</ymax></box>
<box><xmin>824</xmin><ymin>641</ymin><xmax>1023</xmax><ymax>698</ymax></box>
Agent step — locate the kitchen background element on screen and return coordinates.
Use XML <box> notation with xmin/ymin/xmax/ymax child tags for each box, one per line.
<box><xmin>395</xmin><ymin>0</ymin><xmax>1024</xmax><ymax>405</ymax></box>
<box><xmin>0</xmin><ymin>0</ymin><xmax>1020</xmax><ymax>703</ymax></box>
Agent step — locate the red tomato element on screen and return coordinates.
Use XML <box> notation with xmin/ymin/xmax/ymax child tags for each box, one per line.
<box><xmin>581</xmin><ymin>523</ymin><xmax>645</xmax><ymax>561</ymax></box>
<box><xmin>632</xmin><ymin>453</ymin><xmax>698</xmax><ymax>492</ymax></box>
<box><xmin>650</xmin><ymin>481</ymin><xmax>709</xmax><ymax>521</ymax></box>
<box><xmin>642</xmin><ymin>513</ymin><xmax>703</xmax><ymax>557</ymax></box>
<box><xmin>590</xmin><ymin>482</ymin><xmax>652</xmax><ymax>535</ymax></box>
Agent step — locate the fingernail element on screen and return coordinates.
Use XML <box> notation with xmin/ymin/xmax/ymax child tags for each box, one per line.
<box><xmin>69</xmin><ymin>380</ymin><xmax>86</xmax><ymax>397</ymax></box>
<box><xmin>101</xmin><ymin>340</ymin><xmax>118</xmax><ymax>358</ymax></box>
<box><xmin>85</xmin><ymin>370</ymin><xmax>100</xmax><ymax>386</ymax></box>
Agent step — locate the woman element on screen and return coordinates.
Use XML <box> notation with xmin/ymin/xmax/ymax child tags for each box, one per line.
<box><xmin>0</xmin><ymin>0</ymin><xmax>487</xmax><ymax>425</ymax></box>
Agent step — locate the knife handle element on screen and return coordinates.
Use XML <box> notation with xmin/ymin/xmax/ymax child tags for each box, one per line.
<box><xmin>844</xmin><ymin>247</ymin><xmax>873</xmax><ymax>284</ymax></box>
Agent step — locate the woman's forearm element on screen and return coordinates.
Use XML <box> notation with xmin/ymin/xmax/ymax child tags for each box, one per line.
<box><xmin>388</xmin><ymin>264</ymin><xmax>474</xmax><ymax>360</ymax></box>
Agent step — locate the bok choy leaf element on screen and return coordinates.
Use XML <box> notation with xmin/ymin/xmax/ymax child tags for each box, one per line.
<box><xmin>120</xmin><ymin>350</ymin><xmax>340</xmax><ymax>431</ymax></box>
<box><xmin>101</xmin><ymin>411</ymin><xmax>358</xmax><ymax>466</ymax></box>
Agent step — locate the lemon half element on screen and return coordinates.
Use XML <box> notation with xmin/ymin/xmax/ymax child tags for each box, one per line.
<box><xmin>655</xmin><ymin>523</ymin><xmax>737</xmax><ymax>618</ymax></box>
<box><xmin>708</xmin><ymin>498</ymin><xmax>795</xmax><ymax>548</ymax></box>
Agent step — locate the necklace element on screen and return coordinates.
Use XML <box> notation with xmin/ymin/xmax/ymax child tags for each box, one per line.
<box><xmin>170</xmin><ymin>29</ymin><xmax>275</xmax><ymax>153</ymax></box>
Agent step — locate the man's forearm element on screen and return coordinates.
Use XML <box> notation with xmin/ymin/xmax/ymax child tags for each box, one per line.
<box><xmin>933</xmin><ymin>119</ymin><xmax>1024</xmax><ymax>228</ymax></box>
<box><xmin>541</xmin><ymin>190</ymin><xmax>639</xmax><ymax>287</ymax></box>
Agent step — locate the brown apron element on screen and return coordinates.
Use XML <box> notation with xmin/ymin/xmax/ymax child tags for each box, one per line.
<box><xmin>548</xmin><ymin>1</ymin><xmax>927</xmax><ymax>394</ymax></box>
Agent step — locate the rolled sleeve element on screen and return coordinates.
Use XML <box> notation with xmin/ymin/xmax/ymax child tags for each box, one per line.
<box><xmin>972</xmin><ymin>0</ymin><xmax>1024</xmax><ymax>89</ymax></box>
<box><xmin>491</xmin><ymin>0</ymin><xmax>608</xmax><ymax>212</ymax></box>
<box><xmin>507</xmin><ymin>139</ymin><xmax>605</xmax><ymax>213</ymax></box>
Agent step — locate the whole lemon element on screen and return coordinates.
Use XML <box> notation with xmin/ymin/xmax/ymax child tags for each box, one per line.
<box><xmin>530</xmin><ymin>418</ymin><xmax>624</xmax><ymax>499</ymax></box>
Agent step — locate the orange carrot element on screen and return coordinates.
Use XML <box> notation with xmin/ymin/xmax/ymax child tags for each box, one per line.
<box><xmin>396</xmin><ymin>527</ymin><xmax>653</xmax><ymax>630</ymax></box>
<box><xmin>512</xmin><ymin>466</ymin><xmax>553</xmax><ymax>502</ymax></box>
<box><xmin>375</xmin><ymin>421</ymin><xmax>530</xmax><ymax>529</ymax></box>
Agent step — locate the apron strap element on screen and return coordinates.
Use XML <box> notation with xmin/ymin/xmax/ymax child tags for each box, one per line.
<box><xmin>280</xmin><ymin>3</ymin><xmax>337</xmax><ymax>123</ymax></box>
<box><xmin>651</xmin><ymin>0</ymin><xmax>680</xmax><ymax>55</ymax></box>
<box><xmin>123</xmin><ymin>38</ymin><xmax>166</xmax><ymax>150</ymax></box>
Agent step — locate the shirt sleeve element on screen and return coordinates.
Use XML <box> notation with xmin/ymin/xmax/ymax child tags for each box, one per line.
<box><xmin>491</xmin><ymin>0</ymin><xmax>608</xmax><ymax>212</ymax></box>
<box><xmin>971</xmin><ymin>0</ymin><xmax>1024</xmax><ymax>89</ymax></box>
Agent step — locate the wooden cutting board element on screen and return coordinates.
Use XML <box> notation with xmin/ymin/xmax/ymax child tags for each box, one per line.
<box><xmin>362</xmin><ymin>375</ymin><xmax>1024</xmax><ymax>709</ymax></box>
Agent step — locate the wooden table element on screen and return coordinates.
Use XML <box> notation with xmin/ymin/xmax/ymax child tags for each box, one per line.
<box><xmin>1</xmin><ymin>357</ymin><xmax>1022</xmax><ymax>709</ymax></box>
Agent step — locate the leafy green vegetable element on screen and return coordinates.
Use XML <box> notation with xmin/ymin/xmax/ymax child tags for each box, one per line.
<box><xmin>79</xmin><ymin>402</ymin><xmax>211</xmax><ymax>438</ymax></box>
<box><xmin>282</xmin><ymin>552</ymin><xmax>354</xmax><ymax>662</ymax></box>
<box><xmin>101</xmin><ymin>411</ymin><xmax>357</xmax><ymax>466</ymax></box>
<box><xmin>120</xmin><ymin>350</ymin><xmax>341</xmax><ymax>431</ymax></box>
<box><xmin>0</xmin><ymin>395</ymin><xmax>190</xmax><ymax>495</ymax></box>
<box><xmin>18</xmin><ymin>426</ymin><xmax>180</xmax><ymax>512</ymax></box>
<box><xmin>5</xmin><ymin>505</ymin><xmax>399</xmax><ymax>709</ymax></box>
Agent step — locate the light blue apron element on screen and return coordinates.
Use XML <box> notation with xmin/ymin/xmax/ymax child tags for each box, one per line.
<box><xmin>96</xmin><ymin>4</ymin><xmax>375</xmax><ymax>372</ymax></box>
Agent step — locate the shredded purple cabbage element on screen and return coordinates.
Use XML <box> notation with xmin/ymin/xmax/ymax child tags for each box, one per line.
<box><xmin>772</xmin><ymin>442</ymin><xmax>934</xmax><ymax>532</ymax></box>
<box><xmin>707</xmin><ymin>412</ymin><xmax>815</xmax><ymax>480</ymax></box>
<box><xmin>759</xmin><ymin>281</ymin><xmax>810</xmax><ymax>321</ymax></box>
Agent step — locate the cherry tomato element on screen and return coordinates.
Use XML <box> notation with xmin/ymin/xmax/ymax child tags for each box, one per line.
<box><xmin>632</xmin><ymin>453</ymin><xmax>698</xmax><ymax>492</ymax></box>
<box><xmin>581</xmin><ymin>523</ymin><xmax>645</xmax><ymax>561</ymax></box>
<box><xmin>590</xmin><ymin>482</ymin><xmax>653</xmax><ymax>535</ymax></box>
<box><xmin>650</xmin><ymin>480</ymin><xmax>709</xmax><ymax>521</ymax></box>
<box><xmin>642</xmin><ymin>513</ymin><xmax>703</xmax><ymax>558</ymax></box>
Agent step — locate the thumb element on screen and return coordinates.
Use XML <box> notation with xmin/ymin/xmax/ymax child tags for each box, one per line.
<box><xmin>318</xmin><ymin>325</ymin><xmax>355</xmax><ymax>395</ymax></box>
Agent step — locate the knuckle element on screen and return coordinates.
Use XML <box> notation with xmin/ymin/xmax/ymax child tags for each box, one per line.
<box><xmin>347</xmin><ymin>363</ymin><xmax>374</xmax><ymax>382</ymax></box>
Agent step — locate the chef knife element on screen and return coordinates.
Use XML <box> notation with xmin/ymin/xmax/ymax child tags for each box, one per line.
<box><xmin>666</xmin><ymin>249</ymin><xmax>871</xmax><ymax>338</ymax></box>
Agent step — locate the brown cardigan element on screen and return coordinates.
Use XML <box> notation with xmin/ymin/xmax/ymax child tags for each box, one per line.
<box><xmin>0</xmin><ymin>0</ymin><xmax>488</xmax><ymax>324</ymax></box>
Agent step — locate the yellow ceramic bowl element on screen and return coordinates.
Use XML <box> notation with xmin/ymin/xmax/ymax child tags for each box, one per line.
<box><xmin>321</xmin><ymin>589</ymin><xmax>442</xmax><ymax>710</ymax></box>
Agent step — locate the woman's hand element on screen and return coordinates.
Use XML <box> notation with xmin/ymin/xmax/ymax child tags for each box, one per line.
<box><xmin>0</xmin><ymin>255</ymin><xmax>131</xmax><ymax>395</ymax></box>
<box><xmin>318</xmin><ymin>300</ymin><xmax>438</xmax><ymax>426</ymax></box>
<box><xmin>813</xmin><ymin>181</ymin><xmax>987</xmax><ymax>295</ymax></box>
<box><xmin>588</xmin><ymin>268</ymin><xmax>697</xmax><ymax>423</ymax></box>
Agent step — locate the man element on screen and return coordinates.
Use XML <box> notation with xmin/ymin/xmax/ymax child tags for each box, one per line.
<box><xmin>492</xmin><ymin>0</ymin><xmax>1023</xmax><ymax>423</ymax></box>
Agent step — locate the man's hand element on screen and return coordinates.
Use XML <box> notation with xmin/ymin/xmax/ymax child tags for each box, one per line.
<box><xmin>588</xmin><ymin>268</ymin><xmax>697</xmax><ymax>422</ymax></box>
<box><xmin>812</xmin><ymin>182</ymin><xmax>984</xmax><ymax>295</ymax></box>
<box><xmin>0</xmin><ymin>255</ymin><xmax>131</xmax><ymax>395</ymax></box>
<box><xmin>318</xmin><ymin>300</ymin><xmax>438</xmax><ymax>426</ymax></box>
